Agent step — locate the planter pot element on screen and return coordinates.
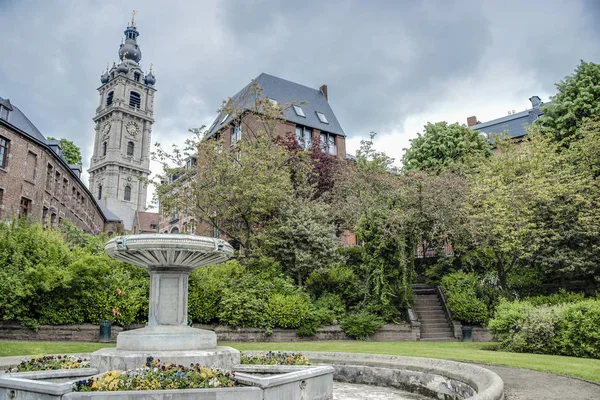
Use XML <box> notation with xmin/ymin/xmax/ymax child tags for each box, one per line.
<box><xmin>99</xmin><ymin>321</ymin><xmax>112</xmax><ymax>343</ymax></box>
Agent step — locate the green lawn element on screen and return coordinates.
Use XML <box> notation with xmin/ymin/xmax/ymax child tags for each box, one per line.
<box><xmin>0</xmin><ymin>341</ymin><xmax>114</xmax><ymax>358</ymax></box>
<box><xmin>1</xmin><ymin>340</ymin><xmax>598</xmax><ymax>384</ymax></box>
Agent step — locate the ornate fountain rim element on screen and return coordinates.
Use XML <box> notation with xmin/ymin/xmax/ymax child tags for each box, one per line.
<box><xmin>104</xmin><ymin>234</ymin><xmax>235</xmax><ymax>269</ymax></box>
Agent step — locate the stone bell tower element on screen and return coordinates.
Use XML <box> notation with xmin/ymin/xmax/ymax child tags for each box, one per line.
<box><xmin>88</xmin><ymin>11</ymin><xmax>156</xmax><ymax>231</ymax></box>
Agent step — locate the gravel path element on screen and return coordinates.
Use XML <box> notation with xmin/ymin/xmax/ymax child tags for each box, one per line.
<box><xmin>474</xmin><ymin>363</ymin><xmax>600</xmax><ymax>400</ymax></box>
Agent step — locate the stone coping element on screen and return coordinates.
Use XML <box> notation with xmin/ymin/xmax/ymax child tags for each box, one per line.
<box><xmin>243</xmin><ymin>351</ymin><xmax>504</xmax><ymax>400</ymax></box>
<box><xmin>5</xmin><ymin>368</ymin><xmax>99</xmax><ymax>380</ymax></box>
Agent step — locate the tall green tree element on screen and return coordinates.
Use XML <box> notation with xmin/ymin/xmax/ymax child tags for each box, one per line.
<box><xmin>47</xmin><ymin>137</ymin><xmax>82</xmax><ymax>165</ymax></box>
<box><xmin>465</xmin><ymin>130</ymin><xmax>600</xmax><ymax>290</ymax></box>
<box><xmin>537</xmin><ymin>61</ymin><xmax>600</xmax><ymax>146</ymax></box>
<box><xmin>402</xmin><ymin>122</ymin><xmax>491</xmax><ymax>172</ymax></box>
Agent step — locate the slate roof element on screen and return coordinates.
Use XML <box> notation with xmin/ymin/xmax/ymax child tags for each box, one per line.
<box><xmin>208</xmin><ymin>73</ymin><xmax>345</xmax><ymax>137</ymax></box>
<box><xmin>0</xmin><ymin>96</ymin><xmax>46</xmax><ymax>143</ymax></box>
<box><xmin>0</xmin><ymin>95</ymin><xmax>121</xmax><ymax>224</ymax></box>
<box><xmin>471</xmin><ymin>103</ymin><xmax>549</xmax><ymax>139</ymax></box>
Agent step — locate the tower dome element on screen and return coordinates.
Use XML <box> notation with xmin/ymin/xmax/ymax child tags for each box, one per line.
<box><xmin>118</xmin><ymin>12</ymin><xmax>142</xmax><ymax>64</ymax></box>
<box><xmin>144</xmin><ymin>64</ymin><xmax>156</xmax><ymax>86</ymax></box>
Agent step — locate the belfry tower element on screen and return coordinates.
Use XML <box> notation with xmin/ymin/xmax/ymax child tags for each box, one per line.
<box><xmin>88</xmin><ymin>11</ymin><xmax>156</xmax><ymax>231</ymax></box>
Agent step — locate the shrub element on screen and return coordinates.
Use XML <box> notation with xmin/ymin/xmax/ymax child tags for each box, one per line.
<box><xmin>340</xmin><ymin>311</ymin><xmax>384</xmax><ymax>340</ymax></box>
<box><xmin>441</xmin><ymin>272</ymin><xmax>496</xmax><ymax>325</ymax></box>
<box><xmin>556</xmin><ymin>300</ymin><xmax>600</xmax><ymax>358</ymax></box>
<box><xmin>526</xmin><ymin>290</ymin><xmax>585</xmax><ymax>307</ymax></box>
<box><xmin>266</xmin><ymin>293</ymin><xmax>312</xmax><ymax>329</ymax></box>
<box><xmin>217</xmin><ymin>288</ymin><xmax>268</xmax><ymax>328</ymax></box>
<box><xmin>314</xmin><ymin>293</ymin><xmax>346</xmax><ymax>324</ymax></box>
<box><xmin>489</xmin><ymin>298</ymin><xmax>600</xmax><ymax>359</ymax></box>
<box><xmin>305</xmin><ymin>265</ymin><xmax>360</xmax><ymax>309</ymax></box>
<box><xmin>240</xmin><ymin>352</ymin><xmax>310</xmax><ymax>365</ymax></box>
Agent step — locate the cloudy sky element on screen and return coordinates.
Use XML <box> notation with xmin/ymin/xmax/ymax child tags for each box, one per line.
<box><xmin>1</xmin><ymin>0</ymin><xmax>599</xmax><ymax>207</ymax></box>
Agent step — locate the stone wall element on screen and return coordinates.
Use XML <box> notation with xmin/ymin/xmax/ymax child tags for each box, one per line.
<box><xmin>472</xmin><ymin>326</ymin><xmax>496</xmax><ymax>342</ymax></box>
<box><xmin>0</xmin><ymin>322</ymin><xmax>121</xmax><ymax>343</ymax></box>
<box><xmin>195</xmin><ymin>323</ymin><xmax>418</xmax><ymax>342</ymax></box>
<box><xmin>0</xmin><ymin>322</ymin><xmax>418</xmax><ymax>343</ymax></box>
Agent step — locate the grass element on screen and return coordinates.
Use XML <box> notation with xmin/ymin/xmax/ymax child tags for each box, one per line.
<box><xmin>1</xmin><ymin>340</ymin><xmax>598</xmax><ymax>383</ymax></box>
<box><xmin>0</xmin><ymin>341</ymin><xmax>114</xmax><ymax>358</ymax></box>
<box><xmin>225</xmin><ymin>341</ymin><xmax>600</xmax><ymax>384</ymax></box>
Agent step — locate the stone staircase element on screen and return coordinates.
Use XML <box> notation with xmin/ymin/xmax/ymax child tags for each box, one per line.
<box><xmin>413</xmin><ymin>284</ymin><xmax>456</xmax><ymax>342</ymax></box>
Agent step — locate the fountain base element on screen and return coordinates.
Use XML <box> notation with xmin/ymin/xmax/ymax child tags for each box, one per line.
<box><xmin>116</xmin><ymin>325</ymin><xmax>217</xmax><ymax>351</ymax></box>
<box><xmin>91</xmin><ymin>346</ymin><xmax>240</xmax><ymax>371</ymax></box>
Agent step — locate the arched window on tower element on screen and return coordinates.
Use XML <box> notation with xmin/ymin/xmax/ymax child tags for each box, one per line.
<box><xmin>106</xmin><ymin>91</ymin><xmax>114</xmax><ymax>106</ymax></box>
<box><xmin>102</xmin><ymin>141</ymin><xmax>107</xmax><ymax>156</ymax></box>
<box><xmin>127</xmin><ymin>141</ymin><xmax>134</xmax><ymax>156</ymax></box>
<box><xmin>124</xmin><ymin>185</ymin><xmax>131</xmax><ymax>201</ymax></box>
<box><xmin>98</xmin><ymin>185</ymin><xmax>102</xmax><ymax>200</ymax></box>
<box><xmin>129</xmin><ymin>91</ymin><xmax>141</xmax><ymax>108</ymax></box>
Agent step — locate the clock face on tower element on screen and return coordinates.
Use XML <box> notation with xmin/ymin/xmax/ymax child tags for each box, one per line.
<box><xmin>126</xmin><ymin>121</ymin><xmax>139</xmax><ymax>137</ymax></box>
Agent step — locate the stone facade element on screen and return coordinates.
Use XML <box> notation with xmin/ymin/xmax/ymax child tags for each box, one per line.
<box><xmin>0</xmin><ymin>119</ymin><xmax>120</xmax><ymax>234</ymax></box>
<box><xmin>88</xmin><ymin>18</ymin><xmax>155</xmax><ymax>231</ymax></box>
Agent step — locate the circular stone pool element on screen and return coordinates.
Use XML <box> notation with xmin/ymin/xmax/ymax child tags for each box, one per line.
<box><xmin>334</xmin><ymin>382</ymin><xmax>430</xmax><ymax>399</ymax></box>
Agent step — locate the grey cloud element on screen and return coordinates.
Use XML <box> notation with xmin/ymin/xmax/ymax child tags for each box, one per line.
<box><xmin>0</xmin><ymin>0</ymin><xmax>598</xmax><ymax>180</ymax></box>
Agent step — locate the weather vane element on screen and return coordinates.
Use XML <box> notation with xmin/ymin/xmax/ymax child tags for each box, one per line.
<box><xmin>149</xmin><ymin>63</ymin><xmax>153</xmax><ymax>72</ymax></box>
<box><xmin>131</xmin><ymin>10</ymin><xmax>136</xmax><ymax>26</ymax></box>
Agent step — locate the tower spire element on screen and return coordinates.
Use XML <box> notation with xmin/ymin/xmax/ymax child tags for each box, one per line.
<box><xmin>131</xmin><ymin>10</ymin><xmax>136</xmax><ymax>27</ymax></box>
<box><xmin>119</xmin><ymin>12</ymin><xmax>142</xmax><ymax>64</ymax></box>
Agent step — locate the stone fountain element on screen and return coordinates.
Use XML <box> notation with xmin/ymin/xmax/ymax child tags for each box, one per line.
<box><xmin>91</xmin><ymin>234</ymin><xmax>240</xmax><ymax>371</ymax></box>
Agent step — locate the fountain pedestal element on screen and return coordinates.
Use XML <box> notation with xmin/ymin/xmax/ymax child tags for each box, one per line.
<box><xmin>91</xmin><ymin>234</ymin><xmax>240</xmax><ymax>371</ymax></box>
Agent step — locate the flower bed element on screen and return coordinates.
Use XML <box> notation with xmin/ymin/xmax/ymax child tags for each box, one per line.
<box><xmin>240</xmin><ymin>351</ymin><xmax>310</xmax><ymax>365</ymax></box>
<box><xmin>6</xmin><ymin>355</ymin><xmax>89</xmax><ymax>373</ymax></box>
<box><xmin>72</xmin><ymin>357</ymin><xmax>235</xmax><ymax>392</ymax></box>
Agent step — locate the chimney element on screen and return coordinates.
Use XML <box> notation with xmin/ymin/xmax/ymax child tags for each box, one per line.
<box><xmin>320</xmin><ymin>84</ymin><xmax>328</xmax><ymax>101</ymax></box>
<box><xmin>467</xmin><ymin>116</ymin><xmax>478</xmax><ymax>127</ymax></box>
<box><xmin>529</xmin><ymin>95</ymin><xmax>542</xmax><ymax>108</ymax></box>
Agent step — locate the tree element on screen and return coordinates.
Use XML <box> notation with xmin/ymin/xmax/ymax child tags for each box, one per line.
<box><xmin>262</xmin><ymin>196</ymin><xmax>341</xmax><ymax>286</ymax></box>
<box><xmin>537</xmin><ymin>61</ymin><xmax>600</xmax><ymax>146</ymax></box>
<box><xmin>465</xmin><ymin>130</ymin><xmax>600</xmax><ymax>290</ymax></box>
<box><xmin>402</xmin><ymin>122</ymin><xmax>491</xmax><ymax>172</ymax></box>
<box><xmin>47</xmin><ymin>137</ymin><xmax>82</xmax><ymax>165</ymax></box>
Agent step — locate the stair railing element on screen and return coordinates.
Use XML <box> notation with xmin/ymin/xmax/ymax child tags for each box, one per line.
<box><xmin>436</xmin><ymin>285</ymin><xmax>462</xmax><ymax>340</ymax></box>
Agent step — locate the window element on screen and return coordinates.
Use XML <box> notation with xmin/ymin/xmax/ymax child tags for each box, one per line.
<box><xmin>134</xmin><ymin>72</ymin><xmax>141</xmax><ymax>82</ymax></box>
<box><xmin>42</xmin><ymin>207</ymin><xmax>48</xmax><ymax>229</ymax></box>
<box><xmin>268</xmin><ymin>98</ymin><xmax>278</xmax><ymax>106</ymax></box>
<box><xmin>182</xmin><ymin>222</ymin><xmax>188</xmax><ymax>233</ymax></box>
<box><xmin>46</xmin><ymin>164</ymin><xmax>53</xmax><ymax>191</ymax></box>
<box><xmin>19</xmin><ymin>197</ymin><xmax>31</xmax><ymax>218</ymax></box>
<box><xmin>63</xmin><ymin>179</ymin><xmax>68</xmax><ymax>202</ymax></box>
<box><xmin>293</xmin><ymin>105</ymin><xmax>305</xmax><ymax>117</ymax></box>
<box><xmin>55</xmin><ymin>171</ymin><xmax>61</xmax><ymax>194</ymax></box>
<box><xmin>0</xmin><ymin>136</ymin><xmax>9</xmax><ymax>169</ymax></box>
<box><xmin>103</xmin><ymin>141</ymin><xmax>107</xmax><ymax>156</ymax></box>
<box><xmin>129</xmin><ymin>91</ymin><xmax>141</xmax><ymax>108</ymax></box>
<box><xmin>171</xmin><ymin>227</ymin><xmax>180</xmax><ymax>234</ymax></box>
<box><xmin>320</xmin><ymin>133</ymin><xmax>337</xmax><ymax>155</ymax></box>
<box><xmin>295</xmin><ymin>126</ymin><xmax>312</xmax><ymax>149</ymax></box>
<box><xmin>221</xmin><ymin>113</ymin><xmax>230</xmax><ymax>124</ymax></box>
<box><xmin>124</xmin><ymin>185</ymin><xmax>131</xmax><ymax>201</ymax></box>
<box><xmin>98</xmin><ymin>185</ymin><xmax>102</xmax><ymax>200</ymax></box>
<box><xmin>316</xmin><ymin>112</ymin><xmax>329</xmax><ymax>124</ymax></box>
<box><xmin>1</xmin><ymin>106</ymin><xmax>10</xmax><ymax>121</ymax></box>
<box><xmin>232</xmin><ymin>124</ymin><xmax>242</xmax><ymax>145</ymax></box>
<box><xmin>50</xmin><ymin>213</ymin><xmax>57</xmax><ymax>229</ymax></box>
<box><xmin>127</xmin><ymin>141</ymin><xmax>134</xmax><ymax>156</ymax></box>
<box><xmin>106</xmin><ymin>91</ymin><xmax>114</xmax><ymax>106</ymax></box>
<box><xmin>26</xmin><ymin>152</ymin><xmax>37</xmax><ymax>181</ymax></box>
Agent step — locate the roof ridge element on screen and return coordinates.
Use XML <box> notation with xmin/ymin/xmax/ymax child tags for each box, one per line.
<box><xmin>257</xmin><ymin>72</ymin><xmax>323</xmax><ymax>94</ymax></box>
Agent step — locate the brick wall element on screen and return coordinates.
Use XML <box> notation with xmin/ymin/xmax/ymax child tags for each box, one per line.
<box><xmin>0</xmin><ymin>123</ymin><xmax>112</xmax><ymax>233</ymax></box>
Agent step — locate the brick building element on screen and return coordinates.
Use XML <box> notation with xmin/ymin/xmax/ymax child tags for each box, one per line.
<box><xmin>158</xmin><ymin>73</ymin><xmax>352</xmax><ymax>244</ymax></box>
<box><xmin>0</xmin><ymin>97</ymin><xmax>122</xmax><ymax>233</ymax></box>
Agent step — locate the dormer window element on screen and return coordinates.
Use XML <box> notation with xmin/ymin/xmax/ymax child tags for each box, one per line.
<box><xmin>129</xmin><ymin>91</ymin><xmax>141</xmax><ymax>108</ymax></box>
<box><xmin>134</xmin><ymin>72</ymin><xmax>141</xmax><ymax>82</ymax></box>
<box><xmin>106</xmin><ymin>91</ymin><xmax>114</xmax><ymax>106</ymax></box>
<box><xmin>0</xmin><ymin>106</ymin><xmax>9</xmax><ymax>121</ymax></box>
<box><xmin>293</xmin><ymin>105</ymin><xmax>305</xmax><ymax>117</ymax></box>
<box><xmin>316</xmin><ymin>112</ymin><xmax>329</xmax><ymax>124</ymax></box>
<box><xmin>268</xmin><ymin>98</ymin><xmax>278</xmax><ymax>106</ymax></box>
<box><xmin>221</xmin><ymin>113</ymin><xmax>230</xmax><ymax>124</ymax></box>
